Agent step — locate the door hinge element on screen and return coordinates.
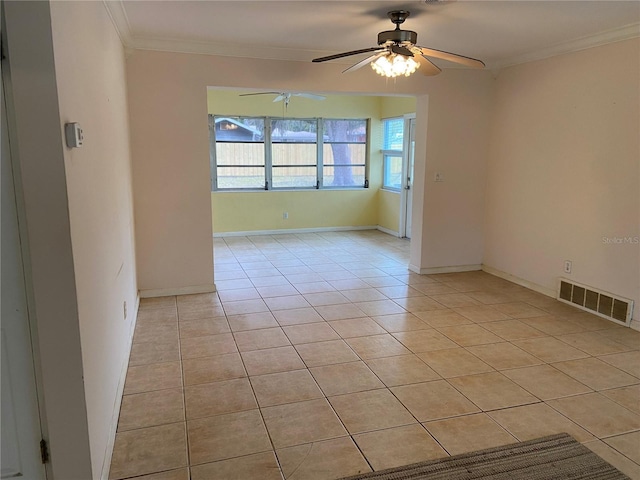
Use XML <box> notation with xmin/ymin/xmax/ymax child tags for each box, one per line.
<box><xmin>40</xmin><ymin>439</ymin><xmax>49</xmax><ymax>464</ymax></box>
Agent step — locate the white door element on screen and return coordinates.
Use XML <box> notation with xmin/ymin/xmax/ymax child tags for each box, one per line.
<box><xmin>1</xmin><ymin>48</ymin><xmax>47</xmax><ymax>480</ymax></box>
<box><xmin>399</xmin><ymin>116</ymin><xmax>415</xmax><ymax>239</ymax></box>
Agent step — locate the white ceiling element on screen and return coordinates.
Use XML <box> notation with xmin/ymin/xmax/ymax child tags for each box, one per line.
<box><xmin>105</xmin><ymin>1</ymin><xmax>640</xmax><ymax>69</ymax></box>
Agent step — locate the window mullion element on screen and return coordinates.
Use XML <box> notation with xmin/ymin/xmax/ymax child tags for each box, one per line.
<box><xmin>317</xmin><ymin>118</ymin><xmax>323</xmax><ymax>189</ymax></box>
<box><xmin>209</xmin><ymin>114</ymin><xmax>218</xmax><ymax>191</ymax></box>
<box><xmin>265</xmin><ymin>117</ymin><xmax>272</xmax><ymax>190</ymax></box>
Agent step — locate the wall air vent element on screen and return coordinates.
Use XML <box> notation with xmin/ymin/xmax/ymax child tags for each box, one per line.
<box><xmin>557</xmin><ymin>278</ymin><xmax>634</xmax><ymax>326</ymax></box>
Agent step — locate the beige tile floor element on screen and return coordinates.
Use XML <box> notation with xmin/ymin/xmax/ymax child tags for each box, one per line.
<box><xmin>109</xmin><ymin>230</ymin><xmax>640</xmax><ymax>480</ymax></box>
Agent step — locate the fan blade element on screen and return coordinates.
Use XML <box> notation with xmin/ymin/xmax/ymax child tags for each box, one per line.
<box><xmin>273</xmin><ymin>95</ymin><xmax>286</xmax><ymax>103</ymax></box>
<box><xmin>293</xmin><ymin>93</ymin><xmax>326</xmax><ymax>101</ymax></box>
<box><xmin>342</xmin><ymin>51</ymin><xmax>386</xmax><ymax>74</ymax></box>
<box><xmin>239</xmin><ymin>92</ymin><xmax>281</xmax><ymax>97</ymax></box>
<box><xmin>312</xmin><ymin>47</ymin><xmax>383</xmax><ymax>63</ymax></box>
<box><xmin>417</xmin><ymin>46</ymin><xmax>485</xmax><ymax>68</ymax></box>
<box><xmin>390</xmin><ymin>45</ymin><xmax>413</xmax><ymax>57</ymax></box>
<box><xmin>410</xmin><ymin>47</ymin><xmax>441</xmax><ymax>76</ymax></box>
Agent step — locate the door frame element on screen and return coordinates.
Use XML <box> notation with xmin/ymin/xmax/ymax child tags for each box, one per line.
<box><xmin>1</xmin><ymin>13</ymin><xmax>49</xmax><ymax>478</ymax></box>
<box><xmin>398</xmin><ymin>114</ymin><xmax>416</xmax><ymax>239</ymax></box>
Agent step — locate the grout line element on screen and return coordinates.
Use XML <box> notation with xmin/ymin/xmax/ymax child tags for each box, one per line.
<box><xmin>122</xmin><ymin>231</ymin><xmax>640</xmax><ymax>478</ymax></box>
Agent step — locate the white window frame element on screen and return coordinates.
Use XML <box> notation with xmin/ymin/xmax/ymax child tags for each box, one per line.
<box><xmin>210</xmin><ymin>115</ymin><xmax>369</xmax><ymax>191</ymax></box>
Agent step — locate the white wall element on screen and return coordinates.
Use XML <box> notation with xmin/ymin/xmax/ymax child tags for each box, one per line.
<box><xmin>484</xmin><ymin>38</ymin><xmax>640</xmax><ymax>323</ymax></box>
<box><xmin>49</xmin><ymin>2</ymin><xmax>139</xmax><ymax>476</ymax></box>
<box><xmin>126</xmin><ymin>50</ymin><xmax>494</xmax><ymax>292</ymax></box>
<box><xmin>414</xmin><ymin>73</ymin><xmax>494</xmax><ymax>273</ymax></box>
<box><xmin>4</xmin><ymin>1</ymin><xmax>138</xmax><ymax>478</ymax></box>
<box><xmin>3</xmin><ymin>2</ymin><xmax>93</xmax><ymax>478</ymax></box>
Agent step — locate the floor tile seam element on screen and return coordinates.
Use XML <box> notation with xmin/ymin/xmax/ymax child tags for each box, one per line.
<box><xmin>291</xmin><ymin>341</ymin><xmax>362</xmax><ymax>370</ymax></box>
<box><xmin>278</xmin><ymin>319</ymin><xmax>342</xmax><ymax>347</ymax></box>
<box><xmin>383</xmin><ymin>378</ymin><xmax>485</xmax><ymax>431</ymax></box>
<box><xmin>184</xmin><ymin>398</ymin><xmax>260</xmax><ymax>423</ymax></box>
<box><xmin>431</xmin><ymin>376</ymin><xmax>491</xmax><ymax>414</ymax></box>
<box><xmin>421</xmin><ymin>413</ymin><xmax>517</xmax><ymax>457</ymax></box>
<box><xmin>350</xmin><ymin>423</ymin><xmax>453</xmax><ymax>465</ymax></box>
<box><xmin>187</xmin><ymin>443</ymin><xmax>276</xmax><ymax>470</ymax></box>
<box><xmin>229</xmin><ymin>344</ymin><xmax>287</xmax><ymax>478</ymax></box>
<box><xmin>543</xmin><ymin>391</ymin><xmax>640</xmax><ymax>440</ymax></box>
<box><xmin>552</xmin><ymin>333</ymin><xmax>633</xmax><ymax>356</ymax></box>
<box><xmin>597</xmin><ymin>350</ymin><xmax>640</xmax><ymax>368</ymax></box>
<box><xmin>483</xmin><ymin>406</ymin><xmax>585</xmax><ymax>445</ymax></box>
<box><xmin>467</xmin><ymin>342</ymin><xmax>550</xmax><ymax>368</ymax></box>
<box><xmin>595</xmin><ymin>426</ymin><xmax>640</xmax><ymax>441</ymax></box>
<box><xmin>600</xmin><ymin>432</ymin><xmax>640</xmax><ymax>466</ymax></box>
<box><xmin>173</xmin><ymin>325</ymin><xmax>195</xmax><ymax>471</ymax></box>
<box><xmin>308</xmin><ymin>361</ymin><xmax>386</xmax><ymax>397</ymax></box>
<box><xmin>137</xmin><ymin>303</ymin><xmax>178</xmax><ymax>314</ymax></box>
<box><xmin>115</xmin><ymin>418</ymin><xmax>187</xmax><ymax>435</ymax></box>
<box><xmin>248</xmin><ymin>368</ymin><xmax>325</xmax><ymax>407</ymax></box>
<box><xmin>501</xmin><ymin>362</ymin><xmax>596</xmax><ymax>398</ymax></box>
<box><xmin>548</xmin><ymin>353</ymin><xmax>639</xmax><ymax>380</ymax></box>
<box><xmin>114</xmin><ymin>466</ymin><xmax>187</xmax><ymax>480</ymax></box>
<box><xmin>429</xmin><ymin>325</ymin><xmax>505</xmax><ymax>347</ymax></box>
<box><xmin>441</xmin><ymin>371</ymin><xmax>544</xmax><ymax>412</ymax></box>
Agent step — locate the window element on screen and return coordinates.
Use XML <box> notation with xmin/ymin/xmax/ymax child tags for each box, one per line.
<box><xmin>212</xmin><ymin>117</ymin><xmax>265</xmax><ymax>189</ymax></box>
<box><xmin>323</xmin><ymin>119</ymin><xmax>367</xmax><ymax>188</ymax></box>
<box><xmin>271</xmin><ymin>119</ymin><xmax>317</xmax><ymax>189</ymax></box>
<box><xmin>210</xmin><ymin>116</ymin><xmax>368</xmax><ymax>191</ymax></box>
<box><xmin>381</xmin><ymin>118</ymin><xmax>404</xmax><ymax>191</ymax></box>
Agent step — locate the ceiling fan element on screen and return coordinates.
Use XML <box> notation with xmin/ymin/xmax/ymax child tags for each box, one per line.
<box><xmin>312</xmin><ymin>10</ymin><xmax>485</xmax><ymax>77</ymax></box>
<box><xmin>239</xmin><ymin>92</ymin><xmax>326</xmax><ymax>108</ymax></box>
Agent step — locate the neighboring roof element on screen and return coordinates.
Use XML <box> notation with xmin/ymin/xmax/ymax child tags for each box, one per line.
<box><xmin>215</xmin><ymin>117</ymin><xmax>260</xmax><ymax>136</ymax></box>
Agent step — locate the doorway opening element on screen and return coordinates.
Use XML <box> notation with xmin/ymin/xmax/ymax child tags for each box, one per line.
<box><xmin>381</xmin><ymin>114</ymin><xmax>416</xmax><ymax>239</ymax></box>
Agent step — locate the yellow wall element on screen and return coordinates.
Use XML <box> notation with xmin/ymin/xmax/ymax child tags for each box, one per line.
<box><xmin>380</xmin><ymin>96</ymin><xmax>417</xmax><ymax>119</ymax></box>
<box><xmin>209</xmin><ymin>89</ymin><xmax>384</xmax><ymax>233</ymax></box>
<box><xmin>213</xmin><ymin>190</ymin><xmax>378</xmax><ymax>233</ymax></box>
<box><xmin>208</xmin><ymin>90</ymin><xmax>418</xmax><ymax>234</ymax></box>
<box><xmin>377</xmin><ymin>189</ymin><xmax>401</xmax><ymax>233</ymax></box>
<box><xmin>377</xmin><ymin>96</ymin><xmax>417</xmax><ymax>234</ymax></box>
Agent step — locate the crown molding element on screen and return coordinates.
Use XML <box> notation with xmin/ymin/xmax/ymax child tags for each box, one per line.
<box><xmin>103</xmin><ymin>0</ymin><xmax>133</xmax><ymax>47</ymax></box>
<box><xmin>103</xmin><ymin>0</ymin><xmax>639</xmax><ymax>70</ymax></box>
<box><xmin>489</xmin><ymin>22</ymin><xmax>640</xmax><ymax>71</ymax></box>
<box><xmin>131</xmin><ymin>35</ymin><xmax>322</xmax><ymax>63</ymax></box>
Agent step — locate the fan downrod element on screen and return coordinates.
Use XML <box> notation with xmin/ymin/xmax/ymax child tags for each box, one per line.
<box><xmin>388</xmin><ymin>10</ymin><xmax>410</xmax><ymax>27</ymax></box>
<box><xmin>378</xmin><ymin>10</ymin><xmax>417</xmax><ymax>45</ymax></box>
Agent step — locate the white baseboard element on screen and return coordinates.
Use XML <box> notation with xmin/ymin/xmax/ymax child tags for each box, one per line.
<box><xmin>100</xmin><ymin>293</ymin><xmax>140</xmax><ymax>480</ymax></box>
<box><xmin>409</xmin><ymin>264</ymin><xmax>482</xmax><ymax>275</ymax></box>
<box><xmin>483</xmin><ymin>265</ymin><xmax>639</xmax><ymax>330</ymax></box>
<box><xmin>481</xmin><ymin>265</ymin><xmax>556</xmax><ymax>298</ymax></box>
<box><xmin>213</xmin><ymin>225</ymin><xmax>378</xmax><ymax>237</ymax></box>
<box><xmin>140</xmin><ymin>283</ymin><xmax>216</xmax><ymax>298</ymax></box>
<box><xmin>376</xmin><ymin>225</ymin><xmax>400</xmax><ymax>237</ymax></box>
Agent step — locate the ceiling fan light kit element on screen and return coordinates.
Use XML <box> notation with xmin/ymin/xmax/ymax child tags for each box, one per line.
<box><xmin>371</xmin><ymin>54</ymin><xmax>419</xmax><ymax>77</ymax></box>
<box><xmin>312</xmin><ymin>10</ymin><xmax>485</xmax><ymax>79</ymax></box>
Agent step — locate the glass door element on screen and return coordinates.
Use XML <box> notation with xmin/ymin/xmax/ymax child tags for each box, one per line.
<box><xmin>399</xmin><ymin>115</ymin><xmax>415</xmax><ymax>239</ymax></box>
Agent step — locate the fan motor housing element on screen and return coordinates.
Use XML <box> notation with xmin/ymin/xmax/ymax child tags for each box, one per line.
<box><xmin>378</xmin><ymin>29</ymin><xmax>417</xmax><ymax>45</ymax></box>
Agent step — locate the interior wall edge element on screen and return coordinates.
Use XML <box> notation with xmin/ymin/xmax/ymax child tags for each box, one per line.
<box><xmin>213</xmin><ymin>225</ymin><xmax>378</xmax><ymax>238</ymax></box>
<box><xmin>481</xmin><ymin>264</ymin><xmax>556</xmax><ymax>298</ymax></box>
<box><xmin>99</xmin><ymin>292</ymin><xmax>139</xmax><ymax>480</ymax></box>
<box><xmin>411</xmin><ymin>264</ymin><xmax>483</xmax><ymax>275</ymax></box>
<box><xmin>139</xmin><ymin>283</ymin><xmax>217</xmax><ymax>299</ymax></box>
